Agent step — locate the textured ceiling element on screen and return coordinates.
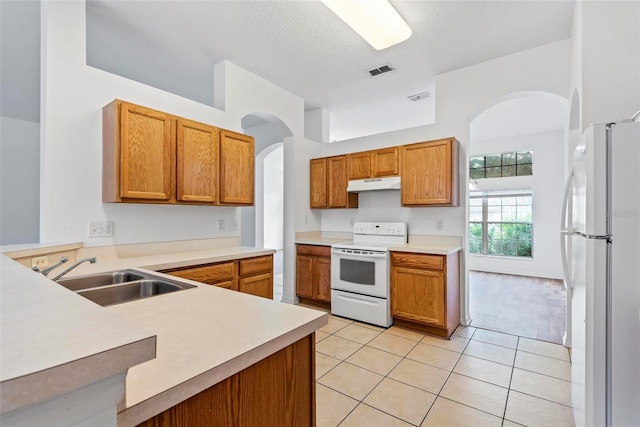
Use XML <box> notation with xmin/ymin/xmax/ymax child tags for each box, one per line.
<box><xmin>2</xmin><ymin>1</ymin><xmax>575</xmax><ymax>141</ymax></box>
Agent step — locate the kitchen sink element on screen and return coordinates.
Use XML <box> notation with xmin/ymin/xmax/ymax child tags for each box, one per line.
<box><xmin>57</xmin><ymin>269</ymin><xmax>196</xmax><ymax>306</ymax></box>
<box><xmin>77</xmin><ymin>279</ymin><xmax>194</xmax><ymax>306</ymax></box>
<box><xmin>57</xmin><ymin>269</ymin><xmax>146</xmax><ymax>291</ymax></box>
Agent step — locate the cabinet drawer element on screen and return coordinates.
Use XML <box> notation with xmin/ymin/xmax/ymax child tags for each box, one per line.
<box><xmin>391</xmin><ymin>252</ymin><xmax>444</xmax><ymax>270</ymax></box>
<box><xmin>239</xmin><ymin>256</ymin><xmax>273</xmax><ymax>276</ymax></box>
<box><xmin>163</xmin><ymin>261</ymin><xmax>234</xmax><ymax>285</ymax></box>
<box><xmin>296</xmin><ymin>244</ymin><xmax>331</xmax><ymax>258</ymax></box>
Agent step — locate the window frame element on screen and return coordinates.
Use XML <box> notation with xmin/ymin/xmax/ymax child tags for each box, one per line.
<box><xmin>469</xmin><ymin>150</ymin><xmax>533</xmax><ymax>179</ymax></box>
<box><xmin>469</xmin><ymin>190</ymin><xmax>533</xmax><ymax>259</ymax></box>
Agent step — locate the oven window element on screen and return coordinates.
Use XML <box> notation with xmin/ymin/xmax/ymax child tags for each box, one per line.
<box><xmin>339</xmin><ymin>258</ymin><xmax>375</xmax><ymax>286</ymax></box>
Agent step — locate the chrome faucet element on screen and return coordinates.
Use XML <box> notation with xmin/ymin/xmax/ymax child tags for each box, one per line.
<box><xmin>32</xmin><ymin>256</ymin><xmax>69</xmax><ymax>276</ymax></box>
<box><xmin>52</xmin><ymin>257</ymin><xmax>98</xmax><ymax>281</ymax></box>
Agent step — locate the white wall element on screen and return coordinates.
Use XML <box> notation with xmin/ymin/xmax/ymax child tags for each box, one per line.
<box><xmin>569</xmin><ymin>1</ymin><xmax>640</xmax><ymax>156</ymax></box>
<box><xmin>467</xmin><ymin>130</ymin><xmax>565</xmax><ymax>279</ymax></box>
<box><xmin>263</xmin><ymin>147</ymin><xmax>283</xmax><ymax>250</ymax></box>
<box><xmin>315</xmin><ymin>40</ymin><xmax>571</xmax><ymax>323</ymax></box>
<box><xmin>41</xmin><ymin>1</ymin><xmax>306</xmax><ymax>304</ymax></box>
<box><xmin>1</xmin><ymin>116</ymin><xmax>40</xmax><ymax>244</ymax></box>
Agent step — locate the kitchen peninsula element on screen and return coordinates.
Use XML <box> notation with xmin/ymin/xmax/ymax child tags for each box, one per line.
<box><xmin>0</xmin><ymin>242</ymin><xmax>327</xmax><ymax>427</ymax></box>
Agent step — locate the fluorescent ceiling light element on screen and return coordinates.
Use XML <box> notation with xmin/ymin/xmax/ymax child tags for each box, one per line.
<box><xmin>322</xmin><ymin>0</ymin><xmax>412</xmax><ymax>50</ymax></box>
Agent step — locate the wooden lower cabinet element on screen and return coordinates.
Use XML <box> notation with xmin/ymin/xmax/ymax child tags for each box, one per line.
<box><xmin>390</xmin><ymin>251</ymin><xmax>460</xmax><ymax>338</ymax></box>
<box><xmin>296</xmin><ymin>244</ymin><xmax>331</xmax><ymax>307</ymax></box>
<box><xmin>136</xmin><ymin>334</ymin><xmax>315</xmax><ymax>427</ymax></box>
<box><xmin>162</xmin><ymin>255</ymin><xmax>273</xmax><ymax>299</ymax></box>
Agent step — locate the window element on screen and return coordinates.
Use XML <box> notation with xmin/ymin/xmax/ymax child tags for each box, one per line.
<box><xmin>469</xmin><ymin>151</ymin><xmax>533</xmax><ymax>179</ymax></box>
<box><xmin>469</xmin><ymin>190</ymin><xmax>533</xmax><ymax>258</ymax></box>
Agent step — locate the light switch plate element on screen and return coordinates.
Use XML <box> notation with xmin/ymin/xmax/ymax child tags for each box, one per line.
<box><xmin>89</xmin><ymin>221</ymin><xmax>114</xmax><ymax>237</ymax></box>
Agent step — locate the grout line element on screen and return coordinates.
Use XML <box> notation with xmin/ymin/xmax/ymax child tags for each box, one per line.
<box><xmin>501</xmin><ymin>336</ymin><xmax>518</xmax><ymax>424</ymax></box>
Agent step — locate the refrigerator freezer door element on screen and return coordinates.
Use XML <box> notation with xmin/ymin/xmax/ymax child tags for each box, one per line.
<box><xmin>578</xmin><ymin>124</ymin><xmax>608</xmax><ymax>236</ymax></box>
<box><xmin>610</xmin><ymin>121</ymin><xmax>640</xmax><ymax>426</ymax></box>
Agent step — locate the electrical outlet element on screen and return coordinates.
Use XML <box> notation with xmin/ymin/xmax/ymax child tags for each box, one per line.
<box><xmin>31</xmin><ymin>256</ymin><xmax>48</xmax><ymax>269</ymax></box>
<box><xmin>232</xmin><ymin>219</ymin><xmax>238</xmax><ymax>231</ymax></box>
<box><xmin>349</xmin><ymin>219</ymin><xmax>355</xmax><ymax>227</ymax></box>
<box><xmin>89</xmin><ymin>221</ymin><xmax>114</xmax><ymax>237</ymax></box>
<box><xmin>436</xmin><ymin>219</ymin><xmax>443</xmax><ymax>230</ymax></box>
<box><xmin>304</xmin><ymin>214</ymin><xmax>308</xmax><ymax>224</ymax></box>
<box><xmin>217</xmin><ymin>219</ymin><xmax>225</xmax><ymax>231</ymax></box>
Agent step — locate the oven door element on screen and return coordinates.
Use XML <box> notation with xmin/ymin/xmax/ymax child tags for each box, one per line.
<box><xmin>330</xmin><ymin>248</ymin><xmax>389</xmax><ymax>298</ymax></box>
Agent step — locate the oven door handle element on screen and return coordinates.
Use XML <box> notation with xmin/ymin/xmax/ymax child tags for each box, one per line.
<box><xmin>331</xmin><ymin>249</ymin><xmax>388</xmax><ymax>259</ymax></box>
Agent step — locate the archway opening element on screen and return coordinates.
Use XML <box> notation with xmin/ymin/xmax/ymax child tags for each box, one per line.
<box><xmin>467</xmin><ymin>91</ymin><xmax>569</xmax><ymax>344</ymax></box>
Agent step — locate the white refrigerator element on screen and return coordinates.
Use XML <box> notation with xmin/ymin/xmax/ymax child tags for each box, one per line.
<box><xmin>561</xmin><ymin>119</ymin><xmax>640</xmax><ymax>427</ymax></box>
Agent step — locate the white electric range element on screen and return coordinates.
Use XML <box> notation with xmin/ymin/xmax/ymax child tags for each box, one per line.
<box><xmin>330</xmin><ymin>222</ymin><xmax>407</xmax><ymax>327</ymax></box>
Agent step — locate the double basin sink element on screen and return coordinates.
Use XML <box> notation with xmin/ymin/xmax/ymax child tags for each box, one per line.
<box><xmin>57</xmin><ymin>269</ymin><xmax>196</xmax><ymax>306</ymax></box>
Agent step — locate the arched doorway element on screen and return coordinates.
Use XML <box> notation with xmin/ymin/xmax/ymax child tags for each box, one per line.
<box><xmin>467</xmin><ymin>91</ymin><xmax>569</xmax><ymax>343</ymax></box>
<box><xmin>241</xmin><ymin>114</ymin><xmax>292</xmax><ymax>301</ymax></box>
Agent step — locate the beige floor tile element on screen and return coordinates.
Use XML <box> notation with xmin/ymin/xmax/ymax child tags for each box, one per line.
<box><xmin>340</xmin><ymin>403</ymin><xmax>413</xmax><ymax>427</ymax></box>
<box><xmin>319</xmin><ymin>317</ymin><xmax>351</xmax><ymax>334</ymax></box>
<box><xmin>316</xmin><ymin>384</ymin><xmax>358</xmax><ymax>427</ymax></box>
<box><xmin>317</xmin><ymin>362</ymin><xmax>383</xmax><ymax>401</ymax></box>
<box><xmin>502</xmin><ymin>420</ymin><xmax>526</xmax><ymax>427</ymax></box>
<box><xmin>453</xmin><ymin>325</ymin><xmax>477</xmax><ymax>339</ymax></box>
<box><xmin>316</xmin><ymin>351</ymin><xmax>341</xmax><ymax>379</ymax></box>
<box><xmin>353</xmin><ymin>321</ymin><xmax>386</xmax><ymax>332</ymax></box>
<box><xmin>316</xmin><ymin>335</ymin><xmax>363</xmax><ymax>360</ymax></box>
<box><xmin>335</xmin><ymin>323</ymin><xmax>382</xmax><ymax>344</ymax></box>
<box><xmin>315</xmin><ymin>330</ymin><xmax>330</xmax><ymax>343</ymax></box>
<box><xmin>406</xmin><ymin>342</ymin><xmax>461</xmax><ymax>371</ymax></box>
<box><xmin>388</xmin><ymin>358</ymin><xmax>450</xmax><ymax>394</ymax></box>
<box><xmin>329</xmin><ymin>313</ymin><xmax>354</xmax><ymax>323</ymax></box>
<box><xmin>517</xmin><ymin>337</ymin><xmax>570</xmax><ymax>361</ymax></box>
<box><xmin>384</xmin><ymin>325</ymin><xmax>426</xmax><ymax>341</ymax></box>
<box><xmin>510</xmin><ymin>368</ymin><xmax>572</xmax><ymax>406</ymax></box>
<box><xmin>421</xmin><ymin>397</ymin><xmax>503</xmax><ymax>427</ymax></box>
<box><xmin>472</xmin><ymin>328</ymin><xmax>519</xmax><ymax>349</ymax></box>
<box><xmin>453</xmin><ymin>354</ymin><xmax>513</xmax><ymax>388</ymax></box>
<box><xmin>464</xmin><ymin>339</ymin><xmax>516</xmax><ymax>366</ymax></box>
<box><xmin>440</xmin><ymin>373</ymin><xmax>508</xmax><ymax>417</ymax></box>
<box><xmin>505</xmin><ymin>390</ymin><xmax>574</xmax><ymax>427</ymax></box>
<box><xmin>364</xmin><ymin>378</ymin><xmax>436</xmax><ymax>425</ymax></box>
<box><xmin>367</xmin><ymin>332</ymin><xmax>418</xmax><ymax>357</ymax></box>
<box><xmin>515</xmin><ymin>350</ymin><xmax>571</xmax><ymax>381</ymax></box>
<box><xmin>346</xmin><ymin>345</ymin><xmax>402</xmax><ymax>376</ymax></box>
<box><xmin>420</xmin><ymin>334</ymin><xmax>469</xmax><ymax>353</ymax></box>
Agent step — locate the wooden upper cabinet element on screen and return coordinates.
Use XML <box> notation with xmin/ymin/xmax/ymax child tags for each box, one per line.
<box><xmin>176</xmin><ymin>119</ymin><xmax>219</xmax><ymax>203</ymax></box>
<box><xmin>400</xmin><ymin>138</ymin><xmax>459</xmax><ymax>206</ymax></box>
<box><xmin>103</xmin><ymin>100</ymin><xmax>175</xmax><ymax>202</ymax></box>
<box><xmin>104</xmin><ymin>99</ymin><xmax>255</xmax><ymax>206</ymax></box>
<box><xmin>219</xmin><ymin>130</ymin><xmax>255</xmax><ymax>205</ymax></box>
<box><xmin>327</xmin><ymin>156</ymin><xmax>349</xmax><ymax>208</ymax></box>
<box><xmin>372</xmin><ymin>147</ymin><xmax>399</xmax><ymax>177</ymax></box>
<box><xmin>310</xmin><ymin>158</ymin><xmax>327</xmax><ymax>208</ymax></box>
<box><xmin>347</xmin><ymin>147</ymin><xmax>398</xmax><ymax>180</ymax></box>
<box><xmin>347</xmin><ymin>151</ymin><xmax>371</xmax><ymax>180</ymax></box>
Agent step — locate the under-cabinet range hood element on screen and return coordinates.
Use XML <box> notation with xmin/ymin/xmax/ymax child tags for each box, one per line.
<box><xmin>347</xmin><ymin>176</ymin><xmax>401</xmax><ymax>192</ymax></box>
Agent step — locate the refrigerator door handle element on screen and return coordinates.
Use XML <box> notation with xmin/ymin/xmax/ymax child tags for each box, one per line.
<box><xmin>560</xmin><ymin>167</ymin><xmax>574</xmax><ymax>298</ymax></box>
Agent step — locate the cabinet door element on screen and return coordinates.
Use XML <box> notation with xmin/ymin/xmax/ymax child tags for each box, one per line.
<box><xmin>119</xmin><ymin>102</ymin><xmax>174</xmax><ymax>201</ymax></box>
<box><xmin>315</xmin><ymin>257</ymin><xmax>332</xmax><ymax>302</ymax></box>
<box><xmin>401</xmin><ymin>138</ymin><xmax>458</xmax><ymax>206</ymax></box>
<box><xmin>176</xmin><ymin>119</ymin><xmax>218</xmax><ymax>203</ymax></box>
<box><xmin>327</xmin><ymin>155</ymin><xmax>357</xmax><ymax>208</ymax></box>
<box><xmin>391</xmin><ymin>266</ymin><xmax>446</xmax><ymax>327</ymax></box>
<box><xmin>220</xmin><ymin>130</ymin><xmax>254</xmax><ymax>205</ymax></box>
<box><xmin>310</xmin><ymin>158</ymin><xmax>327</xmax><ymax>208</ymax></box>
<box><xmin>239</xmin><ymin>273</ymin><xmax>273</xmax><ymax>299</ymax></box>
<box><xmin>296</xmin><ymin>254</ymin><xmax>314</xmax><ymax>298</ymax></box>
<box><xmin>372</xmin><ymin>147</ymin><xmax>399</xmax><ymax>177</ymax></box>
<box><xmin>347</xmin><ymin>151</ymin><xmax>371</xmax><ymax>180</ymax></box>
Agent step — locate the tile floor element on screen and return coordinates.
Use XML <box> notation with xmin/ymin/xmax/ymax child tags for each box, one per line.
<box><xmin>470</xmin><ymin>271</ymin><xmax>566</xmax><ymax>344</ymax></box>
<box><xmin>314</xmin><ymin>313</ymin><xmax>574</xmax><ymax>427</ymax></box>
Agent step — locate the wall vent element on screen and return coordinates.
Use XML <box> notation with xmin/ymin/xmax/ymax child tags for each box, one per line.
<box><xmin>407</xmin><ymin>91</ymin><xmax>431</xmax><ymax>102</ymax></box>
<box><xmin>368</xmin><ymin>64</ymin><xmax>394</xmax><ymax>77</ymax></box>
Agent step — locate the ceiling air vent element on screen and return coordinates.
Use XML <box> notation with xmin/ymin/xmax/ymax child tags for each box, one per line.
<box><xmin>407</xmin><ymin>91</ymin><xmax>431</xmax><ymax>102</ymax></box>
<box><xmin>368</xmin><ymin>64</ymin><xmax>394</xmax><ymax>77</ymax></box>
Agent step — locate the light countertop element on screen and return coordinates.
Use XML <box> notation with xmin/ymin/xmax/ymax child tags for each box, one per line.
<box><xmin>0</xmin><ymin>256</ymin><xmax>156</xmax><ymax>415</ymax></box>
<box><xmin>0</xmin><ymin>246</ymin><xmax>328</xmax><ymax>426</ymax></box>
